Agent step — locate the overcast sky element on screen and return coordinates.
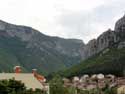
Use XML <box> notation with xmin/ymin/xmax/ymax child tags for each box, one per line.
<box><xmin>0</xmin><ymin>0</ymin><xmax>125</xmax><ymax>43</ymax></box>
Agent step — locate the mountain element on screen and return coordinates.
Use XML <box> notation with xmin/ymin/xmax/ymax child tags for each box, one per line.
<box><xmin>0</xmin><ymin>20</ymin><xmax>85</xmax><ymax>75</ymax></box>
<box><xmin>60</xmin><ymin>15</ymin><xmax>125</xmax><ymax>77</ymax></box>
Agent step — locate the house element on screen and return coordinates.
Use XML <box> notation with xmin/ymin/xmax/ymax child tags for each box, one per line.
<box><xmin>91</xmin><ymin>74</ymin><xmax>97</xmax><ymax>80</ymax></box>
<box><xmin>72</xmin><ymin>76</ymin><xmax>80</xmax><ymax>83</ymax></box>
<box><xmin>0</xmin><ymin>73</ymin><xmax>44</xmax><ymax>90</ymax></box>
<box><xmin>0</xmin><ymin>66</ymin><xmax>48</xmax><ymax>91</ymax></box>
<box><xmin>80</xmin><ymin>74</ymin><xmax>89</xmax><ymax>83</ymax></box>
<box><xmin>97</xmin><ymin>74</ymin><xmax>105</xmax><ymax>80</ymax></box>
<box><xmin>117</xmin><ymin>85</ymin><xmax>125</xmax><ymax>94</ymax></box>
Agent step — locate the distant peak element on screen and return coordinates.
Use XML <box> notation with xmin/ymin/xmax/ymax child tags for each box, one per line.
<box><xmin>123</xmin><ymin>14</ymin><xmax>125</xmax><ymax>17</ymax></box>
<box><xmin>0</xmin><ymin>20</ymin><xmax>8</xmax><ymax>24</ymax></box>
<box><xmin>115</xmin><ymin>14</ymin><xmax>125</xmax><ymax>32</ymax></box>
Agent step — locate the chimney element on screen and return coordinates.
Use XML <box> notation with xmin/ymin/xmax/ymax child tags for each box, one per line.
<box><xmin>32</xmin><ymin>69</ymin><xmax>37</xmax><ymax>75</ymax></box>
<box><xmin>32</xmin><ymin>69</ymin><xmax>46</xmax><ymax>82</ymax></box>
<box><xmin>14</xmin><ymin>66</ymin><xmax>21</xmax><ymax>73</ymax></box>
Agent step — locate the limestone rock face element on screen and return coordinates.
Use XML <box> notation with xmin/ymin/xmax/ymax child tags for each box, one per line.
<box><xmin>0</xmin><ymin>20</ymin><xmax>85</xmax><ymax>74</ymax></box>
<box><xmin>97</xmin><ymin>29</ymin><xmax>119</xmax><ymax>50</ymax></box>
<box><xmin>82</xmin><ymin>29</ymin><xmax>119</xmax><ymax>60</ymax></box>
<box><xmin>0</xmin><ymin>20</ymin><xmax>36</xmax><ymax>41</ymax></box>
<box><xmin>54</xmin><ymin>39</ymin><xmax>84</xmax><ymax>57</ymax></box>
<box><xmin>82</xmin><ymin>15</ymin><xmax>125</xmax><ymax>60</ymax></box>
<box><xmin>82</xmin><ymin>39</ymin><xmax>97</xmax><ymax>59</ymax></box>
<box><xmin>115</xmin><ymin>15</ymin><xmax>125</xmax><ymax>39</ymax></box>
<box><xmin>6</xmin><ymin>25</ymin><xmax>35</xmax><ymax>41</ymax></box>
<box><xmin>118</xmin><ymin>41</ymin><xmax>125</xmax><ymax>49</ymax></box>
<box><xmin>0</xmin><ymin>20</ymin><xmax>6</xmax><ymax>30</ymax></box>
<box><xmin>115</xmin><ymin>15</ymin><xmax>125</xmax><ymax>32</ymax></box>
<box><xmin>115</xmin><ymin>15</ymin><xmax>125</xmax><ymax>48</ymax></box>
<box><xmin>0</xmin><ymin>20</ymin><xmax>85</xmax><ymax>58</ymax></box>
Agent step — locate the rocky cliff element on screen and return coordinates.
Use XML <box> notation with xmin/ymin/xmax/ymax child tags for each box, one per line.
<box><xmin>61</xmin><ymin>15</ymin><xmax>125</xmax><ymax>77</ymax></box>
<box><xmin>0</xmin><ymin>20</ymin><xmax>85</xmax><ymax>74</ymax></box>
<box><xmin>82</xmin><ymin>15</ymin><xmax>125</xmax><ymax>60</ymax></box>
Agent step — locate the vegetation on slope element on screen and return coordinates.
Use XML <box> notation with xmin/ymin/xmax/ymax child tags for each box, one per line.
<box><xmin>0</xmin><ymin>79</ymin><xmax>46</xmax><ymax>94</ymax></box>
<box><xmin>0</xmin><ymin>35</ymin><xmax>80</xmax><ymax>75</ymax></box>
<box><xmin>0</xmin><ymin>22</ymin><xmax>83</xmax><ymax>75</ymax></box>
<box><xmin>60</xmin><ymin>48</ymin><xmax>125</xmax><ymax>77</ymax></box>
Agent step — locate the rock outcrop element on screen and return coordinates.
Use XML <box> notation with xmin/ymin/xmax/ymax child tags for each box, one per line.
<box><xmin>0</xmin><ymin>20</ymin><xmax>36</xmax><ymax>41</ymax></box>
<box><xmin>82</xmin><ymin>29</ymin><xmax>119</xmax><ymax>60</ymax></box>
<box><xmin>114</xmin><ymin>15</ymin><xmax>125</xmax><ymax>49</ymax></box>
<box><xmin>115</xmin><ymin>15</ymin><xmax>125</xmax><ymax>33</ymax></box>
<box><xmin>0</xmin><ymin>20</ymin><xmax>85</xmax><ymax>58</ymax></box>
<box><xmin>82</xmin><ymin>15</ymin><xmax>125</xmax><ymax>60</ymax></box>
<box><xmin>118</xmin><ymin>41</ymin><xmax>125</xmax><ymax>49</ymax></box>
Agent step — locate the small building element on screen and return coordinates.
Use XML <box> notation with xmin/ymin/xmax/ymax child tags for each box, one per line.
<box><xmin>97</xmin><ymin>74</ymin><xmax>104</xmax><ymax>80</ymax></box>
<box><xmin>117</xmin><ymin>85</ymin><xmax>125</xmax><ymax>94</ymax></box>
<box><xmin>0</xmin><ymin>66</ymin><xmax>49</xmax><ymax>93</ymax></box>
<box><xmin>0</xmin><ymin>73</ymin><xmax>44</xmax><ymax>90</ymax></box>
<box><xmin>91</xmin><ymin>74</ymin><xmax>97</xmax><ymax>80</ymax></box>
<box><xmin>80</xmin><ymin>74</ymin><xmax>89</xmax><ymax>83</ymax></box>
<box><xmin>72</xmin><ymin>76</ymin><xmax>80</xmax><ymax>83</ymax></box>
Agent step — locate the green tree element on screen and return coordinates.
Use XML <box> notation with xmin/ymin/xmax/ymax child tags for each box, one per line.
<box><xmin>0</xmin><ymin>79</ymin><xmax>45</xmax><ymax>94</ymax></box>
<box><xmin>49</xmin><ymin>75</ymin><xmax>67</xmax><ymax>94</ymax></box>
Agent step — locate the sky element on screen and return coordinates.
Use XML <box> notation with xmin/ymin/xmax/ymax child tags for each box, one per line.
<box><xmin>0</xmin><ymin>0</ymin><xmax>125</xmax><ymax>43</ymax></box>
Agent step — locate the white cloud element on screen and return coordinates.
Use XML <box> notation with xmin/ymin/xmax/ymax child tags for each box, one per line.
<box><xmin>54</xmin><ymin>0</ymin><xmax>104</xmax><ymax>11</ymax></box>
<box><xmin>0</xmin><ymin>0</ymin><xmax>124</xmax><ymax>43</ymax></box>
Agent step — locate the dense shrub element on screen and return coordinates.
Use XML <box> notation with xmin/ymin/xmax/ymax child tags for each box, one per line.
<box><xmin>0</xmin><ymin>79</ymin><xmax>46</xmax><ymax>94</ymax></box>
